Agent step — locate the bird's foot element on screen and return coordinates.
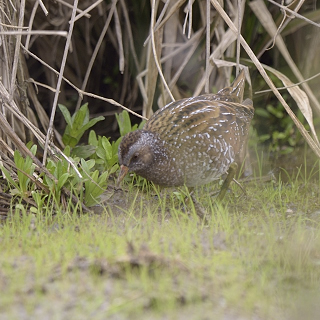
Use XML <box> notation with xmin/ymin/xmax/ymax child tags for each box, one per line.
<box><xmin>216</xmin><ymin>162</ymin><xmax>244</xmax><ymax>201</ymax></box>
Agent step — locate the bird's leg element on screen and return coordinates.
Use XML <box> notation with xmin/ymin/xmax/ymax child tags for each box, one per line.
<box><xmin>231</xmin><ymin>178</ymin><xmax>247</xmax><ymax>196</ymax></box>
<box><xmin>217</xmin><ymin>162</ymin><xmax>238</xmax><ymax>201</ymax></box>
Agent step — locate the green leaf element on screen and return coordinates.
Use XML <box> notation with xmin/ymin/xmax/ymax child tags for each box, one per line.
<box><xmin>280</xmin><ymin>147</ymin><xmax>294</xmax><ymax>155</ymax></box>
<box><xmin>0</xmin><ymin>166</ymin><xmax>19</xmax><ymax>189</ymax></box>
<box><xmin>113</xmin><ymin>137</ymin><xmax>121</xmax><ymax>152</ymax></box>
<box><xmin>96</xmin><ymin>146</ymin><xmax>106</xmax><ymax>160</ymax></box>
<box><xmin>85</xmin><ymin>159</ymin><xmax>96</xmax><ymax>170</ymax></box>
<box><xmin>62</xmin><ymin>134</ymin><xmax>78</xmax><ymax>148</ymax></box>
<box><xmin>64</xmin><ymin>146</ymin><xmax>71</xmax><ymax>157</ymax></box>
<box><xmin>71</xmin><ymin>145</ymin><xmax>96</xmax><ymax>159</ymax></box>
<box><xmin>30</xmin><ymin>207</ymin><xmax>38</xmax><ymax>214</ymax></box>
<box><xmin>95</xmin><ymin>159</ymin><xmax>104</xmax><ymax>165</ymax></box>
<box><xmin>13</xmin><ymin>151</ymin><xmax>32</xmax><ymax>192</ymax></box>
<box><xmin>61</xmin><ymin>103</ymin><xmax>105</xmax><ymax>148</ymax></box>
<box><xmin>267</xmin><ymin>105</ymin><xmax>283</xmax><ymax>118</ymax></box>
<box><xmin>258</xmin><ymin>134</ymin><xmax>271</xmax><ymax>142</ymax></box>
<box><xmin>43</xmin><ymin>176</ymin><xmax>54</xmax><ymax>190</ymax></box>
<box><xmin>255</xmin><ymin>108</ymin><xmax>270</xmax><ymax>118</ymax></box>
<box><xmin>101</xmin><ymin>137</ymin><xmax>112</xmax><ymax>160</ymax></box>
<box><xmin>97</xmin><ymin>171</ymin><xmax>109</xmax><ymax>185</ymax></box>
<box><xmin>58</xmin><ymin>173</ymin><xmax>70</xmax><ymax>190</ymax></box>
<box><xmin>88</xmin><ymin>130</ymin><xmax>98</xmax><ymax>146</ymax></box>
<box><xmin>80</xmin><ymin>158</ymin><xmax>90</xmax><ymax>173</ymax></box>
<box><xmin>81</xmin><ymin>116</ymin><xmax>105</xmax><ymax>133</ymax></box>
<box><xmin>14</xmin><ymin>150</ymin><xmax>23</xmax><ymax>169</ymax></box>
<box><xmin>29</xmin><ymin>144</ymin><xmax>37</xmax><ymax>156</ymax></box>
<box><xmin>84</xmin><ymin>170</ymin><xmax>108</xmax><ymax>206</ymax></box>
<box><xmin>116</xmin><ymin>110</ymin><xmax>132</xmax><ymax>136</ymax></box>
<box><xmin>109</xmin><ymin>164</ymin><xmax>119</xmax><ymax>175</ymax></box>
<box><xmin>81</xmin><ymin>158</ymin><xmax>96</xmax><ymax>174</ymax></box>
<box><xmin>138</xmin><ymin>120</ymin><xmax>146</xmax><ymax>130</ymax></box>
<box><xmin>59</xmin><ymin>104</ymin><xmax>73</xmax><ymax>127</ymax></box>
<box><xmin>70</xmin><ymin>104</ymin><xmax>89</xmax><ymax>136</ymax></box>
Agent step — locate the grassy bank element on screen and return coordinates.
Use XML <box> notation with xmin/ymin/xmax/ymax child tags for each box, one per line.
<box><xmin>1</xmin><ymin>156</ymin><xmax>320</xmax><ymax>320</ymax></box>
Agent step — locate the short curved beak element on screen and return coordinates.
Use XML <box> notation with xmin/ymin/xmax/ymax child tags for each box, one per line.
<box><xmin>116</xmin><ymin>165</ymin><xmax>129</xmax><ymax>187</ymax></box>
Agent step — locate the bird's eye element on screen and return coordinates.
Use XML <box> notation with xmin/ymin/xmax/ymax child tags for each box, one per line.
<box><xmin>132</xmin><ymin>154</ymin><xmax>139</xmax><ymax>160</ymax></box>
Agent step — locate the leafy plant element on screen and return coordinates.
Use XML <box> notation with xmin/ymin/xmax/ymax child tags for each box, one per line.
<box><xmin>59</xmin><ymin>103</ymin><xmax>104</xmax><ymax>148</ymax></box>
<box><xmin>88</xmin><ymin>131</ymin><xmax>120</xmax><ymax>174</ymax></box>
<box><xmin>0</xmin><ymin>144</ymin><xmax>37</xmax><ymax>197</ymax></box>
<box><xmin>254</xmin><ymin>101</ymin><xmax>305</xmax><ymax>154</ymax></box>
<box><xmin>43</xmin><ymin>158</ymin><xmax>80</xmax><ymax>203</ymax></box>
<box><xmin>30</xmin><ymin>191</ymin><xmax>48</xmax><ymax>215</ymax></box>
<box><xmin>80</xmin><ymin>158</ymin><xmax>109</xmax><ymax>207</ymax></box>
<box><xmin>87</xmin><ymin>110</ymin><xmax>145</xmax><ymax>174</ymax></box>
<box><xmin>115</xmin><ymin>110</ymin><xmax>145</xmax><ymax>137</ymax></box>
<box><xmin>43</xmin><ymin>152</ymin><xmax>109</xmax><ymax>207</ymax></box>
<box><xmin>0</xmin><ymin>109</ymin><xmax>146</xmax><ymax>213</ymax></box>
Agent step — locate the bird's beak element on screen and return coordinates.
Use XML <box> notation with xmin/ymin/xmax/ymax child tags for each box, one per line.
<box><xmin>116</xmin><ymin>165</ymin><xmax>129</xmax><ymax>187</ymax></box>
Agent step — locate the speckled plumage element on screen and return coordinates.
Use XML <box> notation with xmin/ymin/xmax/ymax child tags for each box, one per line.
<box><xmin>117</xmin><ymin>70</ymin><xmax>254</xmax><ymax>188</ymax></box>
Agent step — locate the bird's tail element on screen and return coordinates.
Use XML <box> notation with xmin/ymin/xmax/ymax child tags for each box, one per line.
<box><xmin>217</xmin><ymin>69</ymin><xmax>246</xmax><ymax>103</ymax></box>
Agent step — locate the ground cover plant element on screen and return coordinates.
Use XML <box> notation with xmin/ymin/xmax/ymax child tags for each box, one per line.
<box><xmin>1</xmin><ymin>0</ymin><xmax>320</xmax><ymax>319</ymax></box>
<box><xmin>1</xmin><ymin>154</ymin><xmax>320</xmax><ymax>319</ymax></box>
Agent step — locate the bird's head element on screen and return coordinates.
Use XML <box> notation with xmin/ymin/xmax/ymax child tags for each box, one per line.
<box><xmin>117</xmin><ymin>130</ymin><xmax>157</xmax><ymax>186</ymax></box>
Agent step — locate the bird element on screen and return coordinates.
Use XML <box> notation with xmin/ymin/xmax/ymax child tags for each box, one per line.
<box><xmin>117</xmin><ymin>69</ymin><xmax>254</xmax><ymax>200</ymax></box>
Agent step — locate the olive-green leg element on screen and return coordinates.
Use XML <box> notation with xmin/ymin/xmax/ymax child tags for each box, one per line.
<box><xmin>217</xmin><ymin>162</ymin><xmax>238</xmax><ymax>201</ymax></box>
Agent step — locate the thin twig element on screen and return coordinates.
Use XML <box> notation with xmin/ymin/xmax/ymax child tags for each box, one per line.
<box><xmin>10</xmin><ymin>0</ymin><xmax>25</xmax><ymax>99</ymax></box>
<box><xmin>55</xmin><ymin>0</ymin><xmax>91</xmax><ymax>18</ymax></box>
<box><xmin>255</xmin><ymin>71</ymin><xmax>320</xmax><ymax>94</ymax></box>
<box><xmin>205</xmin><ymin>0</ymin><xmax>210</xmax><ymax>93</ymax></box>
<box><xmin>120</xmin><ymin>0</ymin><xmax>140</xmax><ymax>72</ymax></box>
<box><xmin>250</xmin><ymin>0</ymin><xmax>320</xmax><ymax>114</ymax></box>
<box><xmin>114</xmin><ymin>4</ymin><xmax>124</xmax><ymax>73</ymax></box>
<box><xmin>144</xmin><ymin>0</ymin><xmax>171</xmax><ymax>46</ymax></box>
<box><xmin>27</xmin><ymin>79</ymin><xmax>57</xmax><ymax>93</ymax></box>
<box><xmin>194</xmin><ymin>28</ymin><xmax>237</xmax><ymax>96</ymax></box>
<box><xmin>75</xmin><ymin>0</ymin><xmax>118</xmax><ymax>110</ymax></box>
<box><xmin>211</xmin><ymin>0</ymin><xmax>320</xmax><ymax>159</ymax></box>
<box><xmin>25</xmin><ymin>1</ymin><xmax>39</xmax><ymax>52</ymax></box>
<box><xmin>21</xmin><ymin>44</ymin><xmax>146</xmax><ymax>120</ymax></box>
<box><xmin>0</xmin><ymin>15</ymin><xmax>11</xmax><ymax>92</ymax></box>
<box><xmin>169</xmin><ymin>39</ymin><xmax>199</xmax><ymax>88</ymax></box>
<box><xmin>150</xmin><ymin>0</ymin><xmax>174</xmax><ymax>101</ymax></box>
<box><xmin>7</xmin><ymin>0</ymin><xmax>16</xmax><ymax>11</ymax></box>
<box><xmin>0</xmin><ymin>82</ymin><xmax>83</xmax><ymax>178</ymax></box>
<box><xmin>188</xmin><ymin>0</ymin><xmax>193</xmax><ymax>39</ymax></box>
<box><xmin>236</xmin><ymin>0</ymin><xmax>241</xmax><ymax>75</ymax></box>
<box><xmin>0</xmin><ymin>22</ymin><xmax>28</xmax><ymax>29</ymax></box>
<box><xmin>37</xmin><ymin>0</ymin><xmax>48</xmax><ymax>16</ymax></box>
<box><xmin>71</xmin><ymin>0</ymin><xmax>102</xmax><ymax>23</ymax></box>
<box><xmin>80</xmin><ymin>91</ymin><xmax>148</xmax><ymax>120</ymax></box>
<box><xmin>268</xmin><ymin>0</ymin><xmax>320</xmax><ymax>28</ymax></box>
<box><xmin>256</xmin><ymin>0</ymin><xmax>304</xmax><ymax>59</ymax></box>
<box><xmin>0</xmin><ymin>30</ymin><xmax>68</xmax><ymax>36</ymax></box>
<box><xmin>137</xmin><ymin>28</ymin><xmax>203</xmax><ymax>104</ymax></box>
<box><xmin>43</xmin><ymin>0</ymin><xmax>79</xmax><ymax>165</ymax></box>
<box><xmin>144</xmin><ymin>0</ymin><xmax>187</xmax><ymax>46</ymax></box>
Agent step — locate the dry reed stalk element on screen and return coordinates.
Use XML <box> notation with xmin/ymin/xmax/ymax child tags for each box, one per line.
<box><xmin>75</xmin><ymin>0</ymin><xmax>118</xmax><ymax>111</ymax></box>
<box><xmin>42</xmin><ymin>0</ymin><xmax>78</xmax><ymax>164</ymax></box>
<box><xmin>250</xmin><ymin>0</ymin><xmax>320</xmax><ymax>115</ymax></box>
<box><xmin>211</xmin><ymin>0</ymin><xmax>320</xmax><ymax>158</ymax></box>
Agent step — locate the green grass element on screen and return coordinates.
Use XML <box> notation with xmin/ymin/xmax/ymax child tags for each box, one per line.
<box><xmin>1</xmin><ymin>153</ymin><xmax>320</xmax><ymax>319</ymax></box>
